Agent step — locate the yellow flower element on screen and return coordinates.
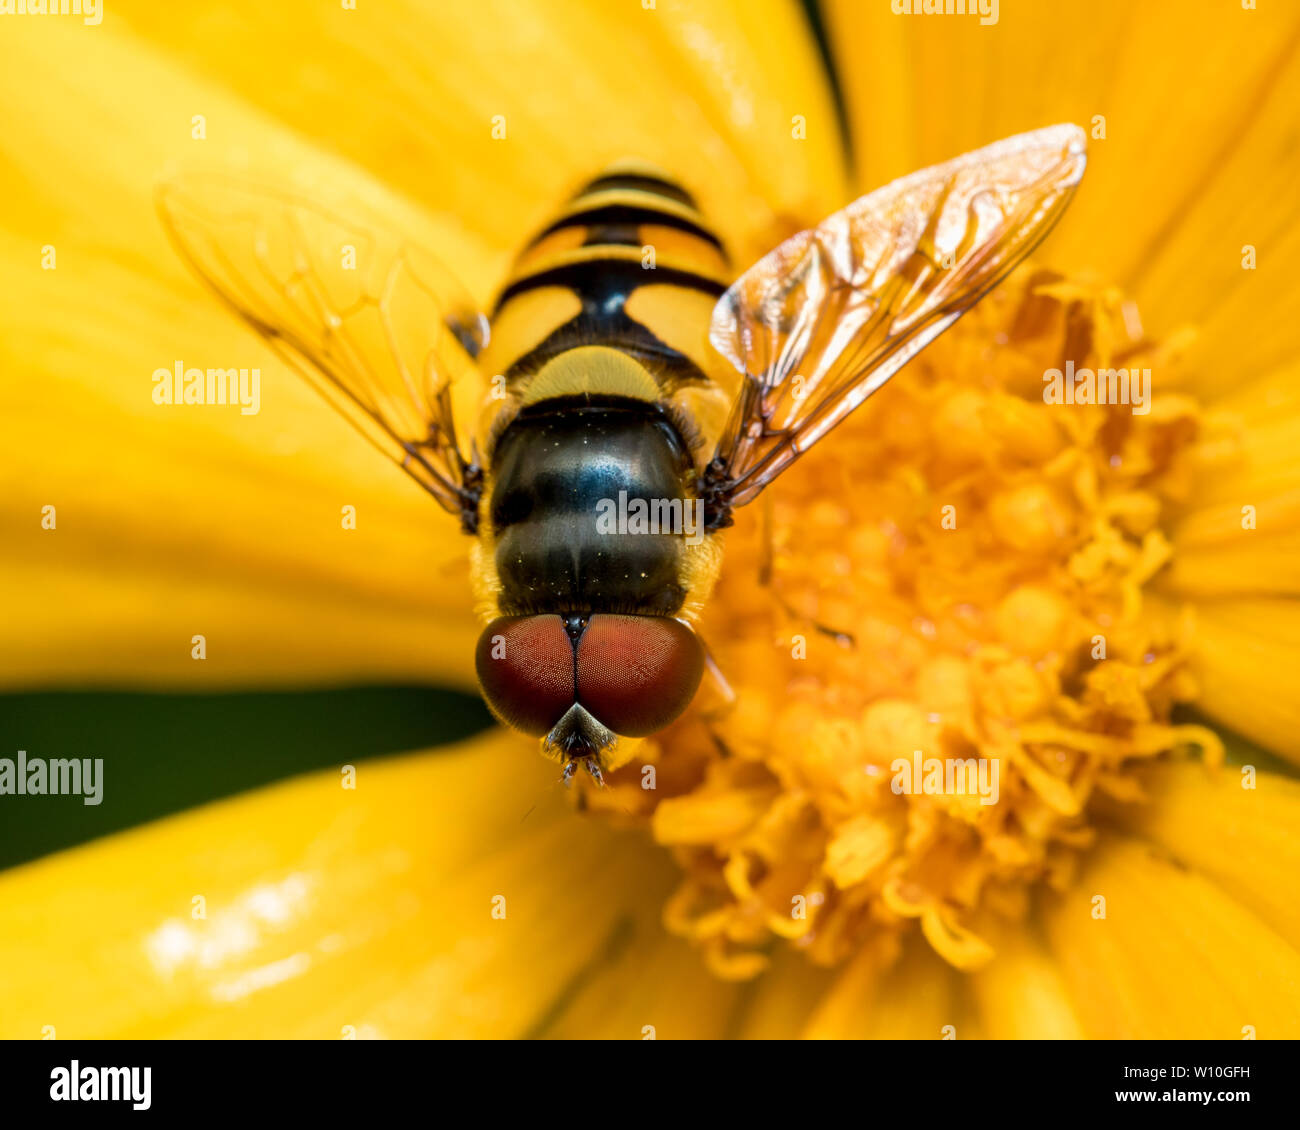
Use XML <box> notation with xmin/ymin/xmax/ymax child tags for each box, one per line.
<box><xmin>2</xmin><ymin>0</ymin><xmax>1299</xmax><ymax>1038</ymax></box>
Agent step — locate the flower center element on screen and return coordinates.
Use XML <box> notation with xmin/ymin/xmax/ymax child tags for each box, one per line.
<box><xmin>593</xmin><ymin>266</ymin><xmax>1224</xmax><ymax>980</ymax></box>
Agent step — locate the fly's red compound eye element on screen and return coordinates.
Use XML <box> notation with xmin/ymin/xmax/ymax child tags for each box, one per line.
<box><xmin>575</xmin><ymin>615</ymin><xmax>705</xmax><ymax>737</ymax></box>
<box><xmin>475</xmin><ymin>615</ymin><xmax>575</xmax><ymax>735</ymax></box>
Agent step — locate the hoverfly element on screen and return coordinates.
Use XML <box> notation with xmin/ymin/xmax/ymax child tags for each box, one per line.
<box><xmin>158</xmin><ymin>124</ymin><xmax>1086</xmax><ymax>785</ymax></box>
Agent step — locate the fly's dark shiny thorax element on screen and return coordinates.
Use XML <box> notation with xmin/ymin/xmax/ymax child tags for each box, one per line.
<box><xmin>488</xmin><ymin>396</ymin><xmax>696</xmax><ymax>617</ymax></box>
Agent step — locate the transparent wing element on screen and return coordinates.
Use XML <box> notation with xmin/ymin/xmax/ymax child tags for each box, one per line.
<box><xmin>707</xmin><ymin>124</ymin><xmax>1087</xmax><ymax>511</ymax></box>
<box><xmin>157</xmin><ymin>171</ymin><xmax>489</xmax><ymax>530</ymax></box>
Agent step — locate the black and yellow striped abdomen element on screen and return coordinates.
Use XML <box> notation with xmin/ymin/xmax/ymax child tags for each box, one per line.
<box><xmin>479</xmin><ymin>164</ymin><xmax>732</xmax><ymax>394</ymax></box>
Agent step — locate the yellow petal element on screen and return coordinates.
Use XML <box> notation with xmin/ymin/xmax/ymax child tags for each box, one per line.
<box><xmin>1162</xmin><ymin>361</ymin><xmax>1300</xmax><ymax>599</ymax></box>
<box><xmin>824</xmin><ymin>0</ymin><xmax>1300</xmax><ymax>318</ymax></box>
<box><xmin>1099</xmin><ymin>760</ymin><xmax>1300</xmax><ymax>946</ymax></box>
<box><xmin>530</xmin><ymin>919</ymin><xmax>740</xmax><ymax>1040</ymax></box>
<box><xmin>108</xmin><ymin>0</ymin><xmax>847</xmax><ymax>262</ymax></box>
<box><xmin>967</xmin><ymin>928</ymin><xmax>1084</xmax><ymax>1040</ymax></box>
<box><xmin>0</xmin><ymin>246</ymin><xmax>481</xmax><ymax>690</ymax></box>
<box><xmin>730</xmin><ymin>945</ymin><xmax>839</xmax><ymax>1039</ymax></box>
<box><xmin>1165</xmin><ymin>534</ymin><xmax>1300</xmax><ymax>602</ymax></box>
<box><xmin>1042</xmin><ymin>838</ymin><xmax>1300</xmax><ymax>1038</ymax></box>
<box><xmin>0</xmin><ymin>731</ymin><xmax>682</xmax><ymax>1038</ymax></box>
<box><xmin>1177</xmin><ymin>598</ymin><xmax>1300</xmax><ymax>765</ymax></box>
<box><xmin>1130</xmin><ymin>43</ymin><xmax>1300</xmax><ymax>398</ymax></box>
<box><xmin>802</xmin><ymin>936</ymin><xmax>963</xmax><ymax>1039</ymax></box>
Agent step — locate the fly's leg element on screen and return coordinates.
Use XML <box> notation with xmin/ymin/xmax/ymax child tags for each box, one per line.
<box><xmin>698</xmin><ymin>636</ymin><xmax>738</xmax><ymax>720</ymax></box>
<box><xmin>562</xmin><ymin>756</ymin><xmax>606</xmax><ymax>788</ymax></box>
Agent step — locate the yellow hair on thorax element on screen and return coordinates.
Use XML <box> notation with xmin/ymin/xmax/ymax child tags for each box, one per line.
<box><xmin>520</xmin><ymin>345</ymin><xmax>660</xmax><ymax>406</ymax></box>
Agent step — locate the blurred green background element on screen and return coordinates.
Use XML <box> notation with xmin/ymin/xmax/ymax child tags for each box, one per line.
<box><xmin>0</xmin><ymin>688</ymin><xmax>491</xmax><ymax>869</ymax></box>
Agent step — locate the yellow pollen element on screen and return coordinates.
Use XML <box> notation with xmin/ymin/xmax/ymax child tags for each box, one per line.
<box><xmin>585</xmin><ymin>266</ymin><xmax>1225</xmax><ymax>981</ymax></box>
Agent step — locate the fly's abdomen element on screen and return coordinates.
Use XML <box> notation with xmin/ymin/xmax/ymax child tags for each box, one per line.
<box><xmin>488</xmin><ymin>396</ymin><xmax>697</xmax><ymax>617</ymax></box>
<box><xmin>481</xmin><ymin>163</ymin><xmax>731</xmax><ymax>392</ymax></box>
